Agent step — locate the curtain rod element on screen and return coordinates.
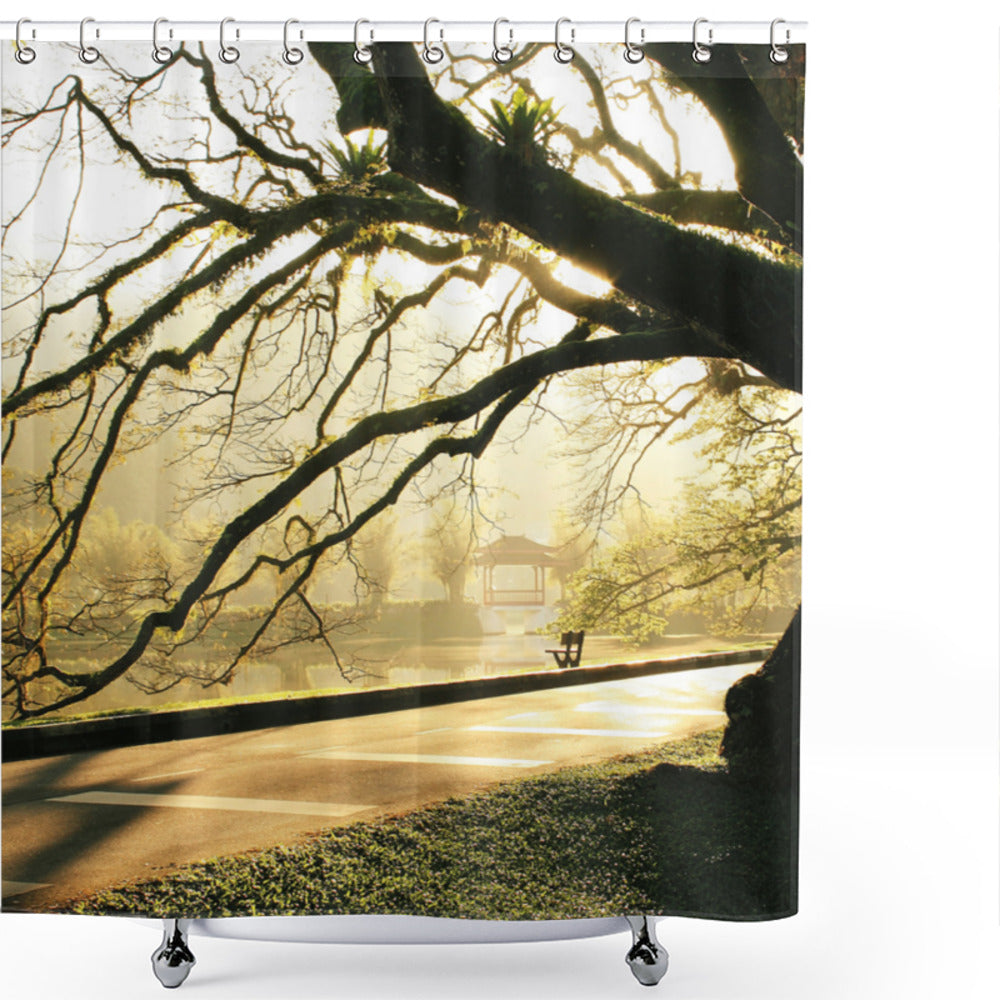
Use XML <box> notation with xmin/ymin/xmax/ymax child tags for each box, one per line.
<box><xmin>0</xmin><ymin>20</ymin><xmax>807</xmax><ymax>46</ymax></box>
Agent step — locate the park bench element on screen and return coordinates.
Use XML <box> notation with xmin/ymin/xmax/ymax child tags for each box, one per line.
<box><xmin>546</xmin><ymin>630</ymin><xmax>585</xmax><ymax>669</ymax></box>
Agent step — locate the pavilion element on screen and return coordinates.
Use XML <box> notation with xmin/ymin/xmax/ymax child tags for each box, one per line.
<box><xmin>474</xmin><ymin>534</ymin><xmax>567</xmax><ymax>607</ymax></box>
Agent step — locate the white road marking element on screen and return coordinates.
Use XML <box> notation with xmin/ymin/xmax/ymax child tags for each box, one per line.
<box><xmin>311</xmin><ymin>751</ymin><xmax>550</xmax><ymax>769</ymax></box>
<box><xmin>2</xmin><ymin>880</ymin><xmax>51</xmax><ymax>897</ymax></box>
<box><xmin>48</xmin><ymin>791</ymin><xmax>367</xmax><ymax>818</ymax></box>
<box><xmin>468</xmin><ymin>724</ymin><xmax>675</xmax><ymax>738</ymax></box>
<box><xmin>415</xmin><ymin>728</ymin><xmax>452</xmax><ymax>736</ymax></box>
<box><xmin>132</xmin><ymin>768</ymin><xmax>204</xmax><ymax>782</ymax></box>
<box><xmin>299</xmin><ymin>745</ymin><xmax>346</xmax><ymax>756</ymax></box>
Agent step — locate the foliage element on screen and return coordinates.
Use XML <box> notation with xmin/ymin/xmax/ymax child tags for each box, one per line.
<box><xmin>353</xmin><ymin>513</ymin><xmax>400</xmax><ymax>610</ymax></box>
<box><xmin>480</xmin><ymin>88</ymin><xmax>559</xmax><ymax>160</ymax></box>
<box><xmin>363</xmin><ymin>598</ymin><xmax>482</xmax><ymax>639</ymax></box>
<box><xmin>423</xmin><ymin>506</ymin><xmax>476</xmax><ymax>604</ymax></box>
<box><xmin>325</xmin><ymin>130</ymin><xmax>388</xmax><ymax>181</ymax></box>
<box><xmin>547</xmin><ymin>512</ymin><xmax>592</xmax><ymax>599</ymax></box>
<box><xmin>556</xmin><ymin>376</ymin><xmax>801</xmax><ymax>644</ymax></box>
<box><xmin>67</xmin><ymin>727</ymin><xmax>790</xmax><ymax>919</ymax></box>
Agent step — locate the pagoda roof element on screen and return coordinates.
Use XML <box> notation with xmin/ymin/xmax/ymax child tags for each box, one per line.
<box><xmin>475</xmin><ymin>534</ymin><xmax>565</xmax><ymax>566</ymax></box>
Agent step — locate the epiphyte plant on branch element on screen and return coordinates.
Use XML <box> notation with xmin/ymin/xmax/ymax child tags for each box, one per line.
<box><xmin>325</xmin><ymin>129</ymin><xmax>389</xmax><ymax>181</ymax></box>
<box><xmin>480</xmin><ymin>87</ymin><xmax>560</xmax><ymax>164</ymax></box>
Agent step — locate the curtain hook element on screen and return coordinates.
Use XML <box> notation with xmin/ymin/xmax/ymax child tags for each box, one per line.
<box><xmin>353</xmin><ymin>19</ymin><xmax>374</xmax><ymax>64</ymax></box>
<box><xmin>219</xmin><ymin>17</ymin><xmax>240</xmax><ymax>63</ymax></box>
<box><xmin>692</xmin><ymin>17</ymin><xmax>713</xmax><ymax>64</ymax></box>
<box><xmin>422</xmin><ymin>18</ymin><xmax>444</xmax><ymax>64</ymax></box>
<box><xmin>14</xmin><ymin>18</ymin><xmax>36</xmax><ymax>64</ymax></box>
<box><xmin>492</xmin><ymin>18</ymin><xmax>514</xmax><ymax>64</ymax></box>
<box><xmin>624</xmin><ymin>17</ymin><xmax>645</xmax><ymax>63</ymax></box>
<box><xmin>283</xmin><ymin>19</ymin><xmax>304</xmax><ymax>64</ymax></box>
<box><xmin>770</xmin><ymin>18</ymin><xmax>790</xmax><ymax>64</ymax></box>
<box><xmin>554</xmin><ymin>17</ymin><xmax>574</xmax><ymax>63</ymax></box>
<box><xmin>78</xmin><ymin>17</ymin><xmax>100</xmax><ymax>64</ymax></box>
<box><xmin>152</xmin><ymin>18</ymin><xmax>173</xmax><ymax>64</ymax></box>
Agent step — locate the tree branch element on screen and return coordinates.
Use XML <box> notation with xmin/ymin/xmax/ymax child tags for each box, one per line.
<box><xmin>356</xmin><ymin>44</ymin><xmax>800</xmax><ymax>392</ymax></box>
<box><xmin>645</xmin><ymin>43</ymin><xmax>803</xmax><ymax>252</ymax></box>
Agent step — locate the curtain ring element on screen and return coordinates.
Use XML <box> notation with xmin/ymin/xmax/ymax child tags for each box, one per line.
<box><xmin>152</xmin><ymin>18</ymin><xmax>173</xmax><ymax>64</ymax></box>
<box><xmin>14</xmin><ymin>18</ymin><xmax>36</xmax><ymax>64</ymax></box>
<box><xmin>422</xmin><ymin>18</ymin><xmax>444</xmax><ymax>64</ymax></box>
<box><xmin>770</xmin><ymin>18</ymin><xmax>790</xmax><ymax>64</ymax></box>
<box><xmin>554</xmin><ymin>17</ymin><xmax>574</xmax><ymax>63</ymax></box>
<box><xmin>624</xmin><ymin>17</ymin><xmax>644</xmax><ymax>63</ymax></box>
<box><xmin>353</xmin><ymin>19</ymin><xmax>374</xmax><ymax>64</ymax></box>
<box><xmin>692</xmin><ymin>17</ymin><xmax>713</xmax><ymax>64</ymax></box>
<box><xmin>78</xmin><ymin>17</ymin><xmax>100</xmax><ymax>64</ymax></box>
<box><xmin>283</xmin><ymin>19</ymin><xmax>304</xmax><ymax>64</ymax></box>
<box><xmin>219</xmin><ymin>17</ymin><xmax>240</xmax><ymax>63</ymax></box>
<box><xmin>492</xmin><ymin>18</ymin><xmax>514</xmax><ymax>64</ymax></box>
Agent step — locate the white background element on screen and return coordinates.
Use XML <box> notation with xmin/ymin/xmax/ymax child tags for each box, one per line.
<box><xmin>2</xmin><ymin>1</ymin><xmax>998</xmax><ymax>998</ymax></box>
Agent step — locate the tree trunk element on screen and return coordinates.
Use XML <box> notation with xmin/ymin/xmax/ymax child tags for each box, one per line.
<box><xmin>720</xmin><ymin>606</ymin><xmax>800</xmax><ymax>789</ymax></box>
<box><xmin>447</xmin><ymin>568</ymin><xmax>467</xmax><ymax>605</ymax></box>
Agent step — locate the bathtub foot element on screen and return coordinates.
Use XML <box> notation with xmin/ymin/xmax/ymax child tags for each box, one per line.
<box><xmin>152</xmin><ymin>919</ymin><xmax>196</xmax><ymax>989</ymax></box>
<box><xmin>625</xmin><ymin>915</ymin><xmax>668</xmax><ymax>986</ymax></box>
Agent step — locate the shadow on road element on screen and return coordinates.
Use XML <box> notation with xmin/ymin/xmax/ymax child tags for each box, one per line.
<box><xmin>2</xmin><ymin>751</ymin><xmax>191</xmax><ymax>912</ymax></box>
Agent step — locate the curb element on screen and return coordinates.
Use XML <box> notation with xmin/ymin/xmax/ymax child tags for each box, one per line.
<box><xmin>1</xmin><ymin>648</ymin><xmax>770</xmax><ymax>762</ymax></box>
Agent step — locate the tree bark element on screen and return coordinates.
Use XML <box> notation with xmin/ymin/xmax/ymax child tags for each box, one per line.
<box><xmin>623</xmin><ymin>189</ymin><xmax>786</xmax><ymax>244</ymax></box>
<box><xmin>720</xmin><ymin>606</ymin><xmax>800</xmax><ymax>788</ymax></box>
<box><xmin>308</xmin><ymin>43</ymin><xmax>385</xmax><ymax>134</ymax></box>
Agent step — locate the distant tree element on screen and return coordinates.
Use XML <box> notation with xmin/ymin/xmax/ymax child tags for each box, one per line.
<box><xmin>557</xmin><ymin>372</ymin><xmax>800</xmax><ymax>643</ymax></box>
<box><xmin>424</xmin><ymin>507</ymin><xmax>475</xmax><ymax>605</ymax></box>
<box><xmin>354</xmin><ymin>514</ymin><xmax>400</xmax><ymax>612</ymax></box>
<box><xmin>548</xmin><ymin>513</ymin><xmax>592</xmax><ymax>603</ymax></box>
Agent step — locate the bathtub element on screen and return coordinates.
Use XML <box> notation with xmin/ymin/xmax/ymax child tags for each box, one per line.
<box><xmin>149</xmin><ymin>914</ymin><xmax>668</xmax><ymax>988</ymax></box>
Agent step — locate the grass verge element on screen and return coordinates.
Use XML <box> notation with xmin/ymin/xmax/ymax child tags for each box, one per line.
<box><xmin>66</xmin><ymin>728</ymin><xmax>792</xmax><ymax>921</ymax></box>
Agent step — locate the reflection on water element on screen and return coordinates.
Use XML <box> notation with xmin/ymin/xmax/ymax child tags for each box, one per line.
<box><xmin>43</xmin><ymin>632</ymin><xmax>772</xmax><ymax>719</ymax></box>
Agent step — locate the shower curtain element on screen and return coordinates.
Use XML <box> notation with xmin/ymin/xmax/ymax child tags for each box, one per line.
<box><xmin>2</xmin><ymin>31</ymin><xmax>803</xmax><ymax>924</ymax></box>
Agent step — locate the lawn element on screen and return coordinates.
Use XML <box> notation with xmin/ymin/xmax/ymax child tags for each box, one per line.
<box><xmin>68</xmin><ymin>728</ymin><xmax>793</xmax><ymax>921</ymax></box>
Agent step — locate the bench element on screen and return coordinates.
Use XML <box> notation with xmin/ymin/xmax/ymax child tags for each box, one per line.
<box><xmin>545</xmin><ymin>630</ymin><xmax>585</xmax><ymax>669</ymax></box>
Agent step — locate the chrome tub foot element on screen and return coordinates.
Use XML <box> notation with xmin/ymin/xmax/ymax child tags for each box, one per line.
<box><xmin>152</xmin><ymin>919</ymin><xmax>196</xmax><ymax>989</ymax></box>
<box><xmin>625</xmin><ymin>915</ymin><xmax>668</xmax><ymax>986</ymax></box>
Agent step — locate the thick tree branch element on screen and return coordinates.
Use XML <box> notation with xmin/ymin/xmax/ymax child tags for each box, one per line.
<box><xmin>2</xmin><ymin>229</ymin><xmax>351</xmax><ymax>619</ymax></box>
<box><xmin>645</xmin><ymin>43</ymin><xmax>803</xmax><ymax>252</ymax></box>
<box><xmin>11</xmin><ymin>325</ymin><xmax>723</xmax><ymax>717</ymax></box>
<box><xmin>329</xmin><ymin>44</ymin><xmax>800</xmax><ymax>392</ymax></box>
<box><xmin>624</xmin><ymin>189</ymin><xmax>788</xmax><ymax>245</ymax></box>
<box><xmin>391</xmin><ymin>231</ymin><xmax>654</xmax><ymax>335</ymax></box>
<box><xmin>307</xmin><ymin>44</ymin><xmax>385</xmax><ymax>133</ymax></box>
<box><xmin>3</xmin><ymin>186</ymin><xmax>475</xmax><ymax>416</ymax></box>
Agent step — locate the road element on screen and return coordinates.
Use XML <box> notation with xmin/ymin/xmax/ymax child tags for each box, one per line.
<box><xmin>1</xmin><ymin>660</ymin><xmax>760</xmax><ymax>911</ymax></box>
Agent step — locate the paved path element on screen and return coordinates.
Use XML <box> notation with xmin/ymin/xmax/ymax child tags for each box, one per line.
<box><xmin>1</xmin><ymin>661</ymin><xmax>760</xmax><ymax>911</ymax></box>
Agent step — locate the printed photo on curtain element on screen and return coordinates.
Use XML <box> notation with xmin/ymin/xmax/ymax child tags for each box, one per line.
<box><xmin>2</xmin><ymin>34</ymin><xmax>803</xmax><ymax>927</ymax></box>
